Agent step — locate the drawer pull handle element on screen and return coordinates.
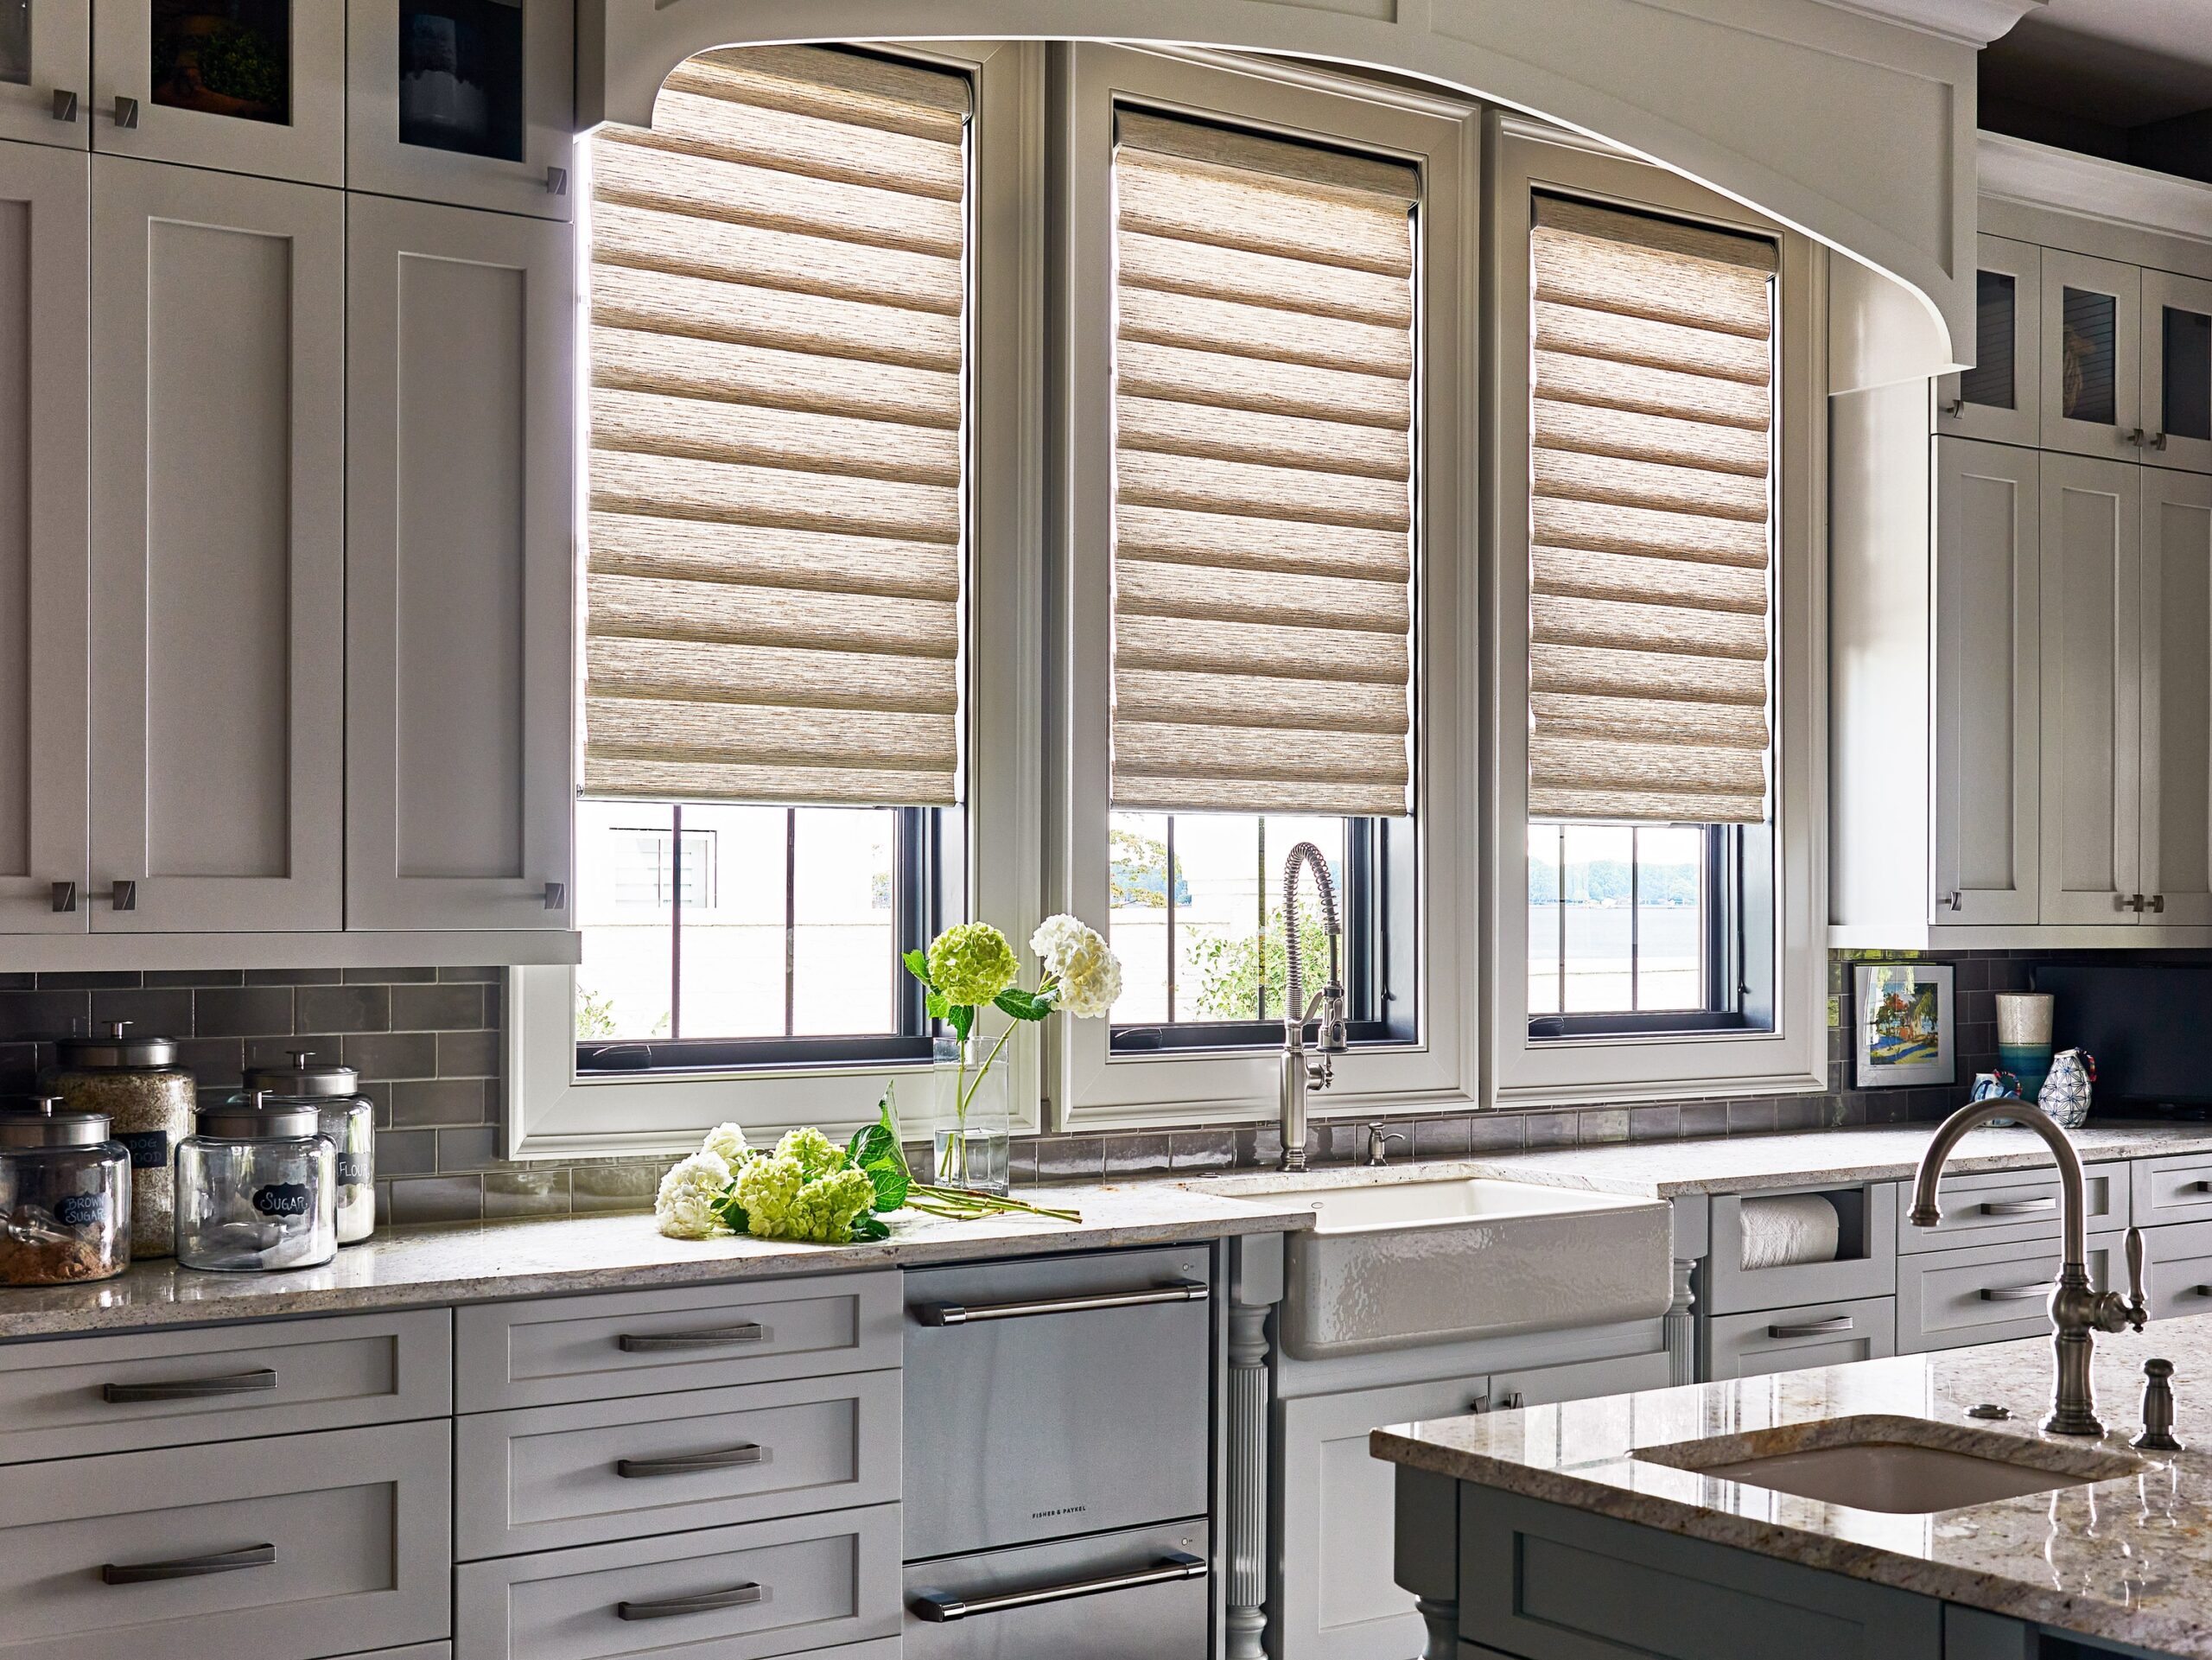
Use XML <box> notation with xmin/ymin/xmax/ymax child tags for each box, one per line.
<box><xmin>102</xmin><ymin>1368</ymin><xmax>277</xmax><ymax>1403</ymax></box>
<box><xmin>618</xmin><ymin>1581</ymin><xmax>763</xmax><ymax>1620</ymax></box>
<box><xmin>616</xmin><ymin>1444</ymin><xmax>765</xmax><ymax>1478</ymax></box>
<box><xmin>2192</xmin><ymin>1285</ymin><xmax>2212</xmax><ymax>1298</ymax></box>
<box><xmin>1768</xmin><ymin>1316</ymin><xmax>1853</xmax><ymax>1338</ymax></box>
<box><xmin>915</xmin><ymin>1281</ymin><xmax>1209</xmax><ymax>1326</ymax></box>
<box><xmin>1980</xmin><ymin>1198</ymin><xmax>2057</xmax><ymax>1217</ymax></box>
<box><xmin>103</xmin><ymin>1543</ymin><xmax>274</xmax><ymax>1585</ymax></box>
<box><xmin>1979</xmin><ymin>1283</ymin><xmax>2051</xmax><ymax>1302</ymax></box>
<box><xmin>617</xmin><ymin>1323</ymin><xmax>765</xmax><ymax>1352</ymax></box>
<box><xmin>910</xmin><ymin>1551</ymin><xmax>1209</xmax><ymax>1622</ymax></box>
<box><xmin>2188</xmin><ymin>1182</ymin><xmax>2212</xmax><ymax>1194</ymax></box>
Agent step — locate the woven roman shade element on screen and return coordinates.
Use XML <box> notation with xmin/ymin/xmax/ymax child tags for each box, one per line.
<box><xmin>1109</xmin><ymin>110</ymin><xmax>1420</xmax><ymax>817</ymax></box>
<box><xmin>1527</xmin><ymin>193</ymin><xmax>1777</xmax><ymax>824</ymax></box>
<box><xmin>583</xmin><ymin>46</ymin><xmax>969</xmax><ymax>806</ymax></box>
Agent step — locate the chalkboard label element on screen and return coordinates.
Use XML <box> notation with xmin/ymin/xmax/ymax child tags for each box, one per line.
<box><xmin>116</xmin><ymin>1130</ymin><xmax>169</xmax><ymax>1170</ymax></box>
<box><xmin>252</xmin><ymin>1183</ymin><xmax>313</xmax><ymax>1218</ymax></box>
<box><xmin>54</xmin><ymin>1193</ymin><xmax>106</xmax><ymax>1228</ymax></box>
<box><xmin>335</xmin><ymin>1153</ymin><xmax>365</xmax><ymax>1187</ymax></box>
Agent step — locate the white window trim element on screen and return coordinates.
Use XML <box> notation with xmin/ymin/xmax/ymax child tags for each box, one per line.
<box><xmin>1049</xmin><ymin>45</ymin><xmax>1482</xmax><ymax>1133</ymax></box>
<box><xmin>511</xmin><ymin>38</ymin><xmax>1048</xmax><ymax>1161</ymax></box>
<box><xmin>1484</xmin><ymin>121</ymin><xmax>1830</xmax><ymax>1109</ymax></box>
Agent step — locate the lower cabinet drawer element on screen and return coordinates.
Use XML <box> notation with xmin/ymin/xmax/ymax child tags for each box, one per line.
<box><xmin>1899</xmin><ymin>1162</ymin><xmax>2128</xmax><ymax>1251</ymax></box>
<box><xmin>2133</xmin><ymin>1154</ymin><xmax>2212</xmax><ymax>1229</ymax></box>
<box><xmin>902</xmin><ymin>1521</ymin><xmax>1211</xmax><ymax>1660</ymax></box>
<box><xmin>2145</xmin><ymin>1219</ymin><xmax>2212</xmax><ymax>1320</ymax></box>
<box><xmin>1897</xmin><ymin>1232</ymin><xmax>2125</xmax><ymax>1354</ymax></box>
<box><xmin>1703</xmin><ymin>1298</ymin><xmax>1894</xmax><ymax>1380</ymax></box>
<box><xmin>454</xmin><ymin>1369</ymin><xmax>901</xmax><ymax>1559</ymax></box>
<box><xmin>453</xmin><ymin>1502</ymin><xmax>901</xmax><ymax>1660</ymax></box>
<box><xmin>0</xmin><ymin>1420</ymin><xmax>451</xmax><ymax>1660</ymax></box>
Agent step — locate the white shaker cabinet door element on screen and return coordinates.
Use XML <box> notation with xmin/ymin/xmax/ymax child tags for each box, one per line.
<box><xmin>2038</xmin><ymin>451</ymin><xmax>2143</xmax><ymax>925</ymax></box>
<box><xmin>2139</xmin><ymin>466</ymin><xmax>2212</xmax><ymax>927</ymax></box>
<box><xmin>88</xmin><ymin>157</ymin><xmax>344</xmax><ymax>933</ymax></box>
<box><xmin>1936</xmin><ymin>234</ymin><xmax>2039</xmax><ymax>449</ymax></box>
<box><xmin>89</xmin><ymin>0</ymin><xmax>344</xmax><ymax>185</ymax></box>
<box><xmin>2142</xmin><ymin>267</ymin><xmax>2212</xmax><ymax>477</ymax></box>
<box><xmin>346</xmin><ymin>194</ymin><xmax>574</xmax><ymax>930</ymax></box>
<box><xmin>1932</xmin><ymin>438</ymin><xmax>2040</xmax><ymax>926</ymax></box>
<box><xmin>0</xmin><ymin>138</ymin><xmax>86</xmax><ymax>935</ymax></box>
<box><xmin>2039</xmin><ymin>248</ymin><xmax>2143</xmax><ymax>462</ymax></box>
<box><xmin>346</xmin><ymin>0</ymin><xmax>574</xmax><ymax>219</ymax></box>
<box><xmin>0</xmin><ymin>1</ymin><xmax>89</xmax><ymax>149</ymax></box>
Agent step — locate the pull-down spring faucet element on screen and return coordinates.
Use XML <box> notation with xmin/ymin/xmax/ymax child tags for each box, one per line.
<box><xmin>1278</xmin><ymin>842</ymin><xmax>1345</xmax><ymax>1173</ymax></box>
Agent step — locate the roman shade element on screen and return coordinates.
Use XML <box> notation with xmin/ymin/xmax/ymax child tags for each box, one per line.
<box><xmin>1109</xmin><ymin>109</ymin><xmax>1420</xmax><ymax>817</ymax></box>
<box><xmin>583</xmin><ymin>46</ymin><xmax>969</xmax><ymax>806</ymax></box>
<box><xmin>1527</xmin><ymin>193</ymin><xmax>1777</xmax><ymax>825</ymax></box>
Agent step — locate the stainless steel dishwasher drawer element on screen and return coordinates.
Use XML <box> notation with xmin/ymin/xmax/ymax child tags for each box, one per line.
<box><xmin>902</xmin><ymin>1245</ymin><xmax>1211</xmax><ymax>1560</ymax></box>
<box><xmin>903</xmin><ymin>1521</ymin><xmax>1211</xmax><ymax>1660</ymax></box>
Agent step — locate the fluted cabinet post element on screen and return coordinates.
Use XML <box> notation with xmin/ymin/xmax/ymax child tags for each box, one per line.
<box><xmin>1666</xmin><ymin>1257</ymin><xmax>1699</xmax><ymax>1384</ymax></box>
<box><xmin>1226</xmin><ymin>1297</ymin><xmax>1272</xmax><ymax>1659</ymax></box>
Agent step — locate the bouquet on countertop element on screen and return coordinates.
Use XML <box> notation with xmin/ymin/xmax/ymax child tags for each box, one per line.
<box><xmin>653</xmin><ymin>1082</ymin><xmax>1080</xmax><ymax>1245</ymax></box>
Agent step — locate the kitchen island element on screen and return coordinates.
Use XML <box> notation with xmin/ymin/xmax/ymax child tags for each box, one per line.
<box><xmin>1376</xmin><ymin>1315</ymin><xmax>2212</xmax><ymax>1657</ymax></box>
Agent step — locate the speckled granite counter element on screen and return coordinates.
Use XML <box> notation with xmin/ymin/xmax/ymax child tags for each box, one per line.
<box><xmin>0</xmin><ymin>1180</ymin><xmax>1316</xmax><ymax>1339</ymax></box>
<box><xmin>1375</xmin><ymin>1316</ymin><xmax>2212</xmax><ymax>1654</ymax></box>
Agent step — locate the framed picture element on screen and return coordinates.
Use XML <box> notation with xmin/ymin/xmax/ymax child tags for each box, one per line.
<box><xmin>1853</xmin><ymin>962</ymin><xmax>1955</xmax><ymax>1089</ymax></box>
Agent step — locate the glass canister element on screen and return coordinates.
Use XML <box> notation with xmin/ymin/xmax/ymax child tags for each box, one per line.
<box><xmin>0</xmin><ymin>1097</ymin><xmax>131</xmax><ymax>1284</ymax></box>
<box><xmin>40</xmin><ymin>1022</ymin><xmax>194</xmax><ymax>1259</ymax></box>
<box><xmin>241</xmin><ymin>1051</ymin><xmax>375</xmax><ymax>1245</ymax></box>
<box><xmin>175</xmin><ymin>1092</ymin><xmax>338</xmax><ymax>1273</ymax></box>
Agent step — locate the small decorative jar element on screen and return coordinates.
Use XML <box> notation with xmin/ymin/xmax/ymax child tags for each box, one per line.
<box><xmin>1969</xmin><ymin>1070</ymin><xmax>2024</xmax><ymax>1129</ymax></box>
<box><xmin>0</xmin><ymin>1097</ymin><xmax>130</xmax><ymax>1285</ymax></box>
<box><xmin>175</xmin><ymin>1092</ymin><xmax>338</xmax><ymax>1273</ymax></box>
<box><xmin>2039</xmin><ymin>1048</ymin><xmax>2096</xmax><ymax>1131</ymax></box>
<box><xmin>39</xmin><ymin>1022</ymin><xmax>194</xmax><ymax>1258</ymax></box>
<box><xmin>933</xmin><ymin>1034</ymin><xmax>1012</xmax><ymax>1196</ymax></box>
<box><xmin>240</xmin><ymin>1051</ymin><xmax>375</xmax><ymax>1245</ymax></box>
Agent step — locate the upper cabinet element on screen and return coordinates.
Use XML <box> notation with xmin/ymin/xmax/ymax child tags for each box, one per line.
<box><xmin>91</xmin><ymin>0</ymin><xmax>346</xmax><ymax>185</ymax></box>
<box><xmin>347</xmin><ymin>0</ymin><xmax>573</xmax><ymax>219</ymax></box>
<box><xmin>2139</xmin><ymin>467</ymin><xmax>2212</xmax><ymax>926</ymax></box>
<box><xmin>2143</xmin><ymin>269</ymin><xmax>2212</xmax><ymax>475</ymax></box>
<box><xmin>2040</xmin><ymin>249</ymin><xmax>2143</xmax><ymax>461</ymax></box>
<box><xmin>0</xmin><ymin>1</ymin><xmax>90</xmax><ymax>148</ymax></box>
<box><xmin>1938</xmin><ymin>235</ymin><xmax>2040</xmax><ymax>449</ymax></box>
<box><xmin>88</xmin><ymin>156</ymin><xmax>346</xmax><ymax>933</ymax></box>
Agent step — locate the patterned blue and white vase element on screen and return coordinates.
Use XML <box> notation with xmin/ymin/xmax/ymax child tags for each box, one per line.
<box><xmin>1970</xmin><ymin>1070</ymin><xmax>2024</xmax><ymax>1129</ymax></box>
<box><xmin>2037</xmin><ymin>1048</ymin><xmax>2095</xmax><ymax>1131</ymax></box>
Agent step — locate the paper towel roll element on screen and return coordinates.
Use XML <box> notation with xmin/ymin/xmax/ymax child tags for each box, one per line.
<box><xmin>1739</xmin><ymin>1193</ymin><xmax>1841</xmax><ymax>1270</ymax></box>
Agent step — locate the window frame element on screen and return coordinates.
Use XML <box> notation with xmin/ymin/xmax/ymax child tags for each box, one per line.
<box><xmin>509</xmin><ymin>38</ymin><xmax>1046</xmax><ymax>1162</ymax></box>
<box><xmin>1486</xmin><ymin>118</ymin><xmax>1827</xmax><ymax>1109</ymax></box>
<box><xmin>1051</xmin><ymin>44</ymin><xmax>1480</xmax><ymax>1132</ymax></box>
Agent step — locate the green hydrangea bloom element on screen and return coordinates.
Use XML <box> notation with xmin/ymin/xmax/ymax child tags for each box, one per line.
<box><xmin>733</xmin><ymin>1149</ymin><xmax>876</xmax><ymax>1244</ymax></box>
<box><xmin>927</xmin><ymin>922</ymin><xmax>1019</xmax><ymax>1007</ymax></box>
<box><xmin>774</xmin><ymin>1125</ymin><xmax>843</xmax><ymax>1180</ymax></box>
<box><xmin>782</xmin><ymin>1166</ymin><xmax>877</xmax><ymax>1243</ymax></box>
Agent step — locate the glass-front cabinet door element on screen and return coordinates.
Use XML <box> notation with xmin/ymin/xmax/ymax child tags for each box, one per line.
<box><xmin>0</xmin><ymin>0</ymin><xmax>88</xmax><ymax>148</ymax></box>
<box><xmin>1938</xmin><ymin>234</ymin><xmax>2041</xmax><ymax>448</ymax></box>
<box><xmin>2143</xmin><ymin>268</ymin><xmax>2212</xmax><ymax>476</ymax></box>
<box><xmin>2039</xmin><ymin>247</ymin><xmax>2143</xmax><ymax>462</ymax></box>
<box><xmin>346</xmin><ymin>0</ymin><xmax>571</xmax><ymax>219</ymax></box>
<box><xmin>91</xmin><ymin>0</ymin><xmax>345</xmax><ymax>184</ymax></box>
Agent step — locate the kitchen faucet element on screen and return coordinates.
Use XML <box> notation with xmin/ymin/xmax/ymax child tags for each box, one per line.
<box><xmin>1910</xmin><ymin>1099</ymin><xmax>2146</xmax><ymax>1436</ymax></box>
<box><xmin>1278</xmin><ymin>842</ymin><xmax>1346</xmax><ymax>1173</ymax></box>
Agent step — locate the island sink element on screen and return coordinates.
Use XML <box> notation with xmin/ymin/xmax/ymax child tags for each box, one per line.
<box><xmin>1634</xmin><ymin>1415</ymin><xmax>2145</xmax><ymax>1515</ymax></box>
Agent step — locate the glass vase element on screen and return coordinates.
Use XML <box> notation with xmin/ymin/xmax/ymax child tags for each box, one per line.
<box><xmin>932</xmin><ymin>1034</ymin><xmax>1011</xmax><ymax>1196</ymax></box>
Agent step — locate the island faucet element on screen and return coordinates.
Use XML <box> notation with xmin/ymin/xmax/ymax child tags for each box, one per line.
<box><xmin>1910</xmin><ymin>1099</ymin><xmax>2146</xmax><ymax>1436</ymax></box>
<box><xmin>1278</xmin><ymin>842</ymin><xmax>1346</xmax><ymax>1173</ymax></box>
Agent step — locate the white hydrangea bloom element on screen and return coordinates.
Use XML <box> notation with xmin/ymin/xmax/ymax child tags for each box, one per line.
<box><xmin>700</xmin><ymin>1122</ymin><xmax>750</xmax><ymax>1166</ymax></box>
<box><xmin>1030</xmin><ymin>913</ymin><xmax>1122</xmax><ymax>1019</ymax></box>
<box><xmin>654</xmin><ymin>1150</ymin><xmax>733</xmax><ymax>1239</ymax></box>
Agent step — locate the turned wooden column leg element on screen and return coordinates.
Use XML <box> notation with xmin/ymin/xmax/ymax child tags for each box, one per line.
<box><xmin>1415</xmin><ymin>1594</ymin><xmax>1460</xmax><ymax>1660</ymax></box>
<box><xmin>1225</xmin><ymin>1298</ymin><xmax>1272</xmax><ymax>1660</ymax></box>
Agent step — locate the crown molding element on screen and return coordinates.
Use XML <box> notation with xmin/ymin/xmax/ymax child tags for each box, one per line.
<box><xmin>1980</xmin><ymin>130</ymin><xmax>2212</xmax><ymax>248</ymax></box>
<box><xmin>1809</xmin><ymin>0</ymin><xmax>2044</xmax><ymax>46</ymax></box>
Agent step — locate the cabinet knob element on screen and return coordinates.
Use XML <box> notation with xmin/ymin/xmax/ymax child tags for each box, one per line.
<box><xmin>545</xmin><ymin>165</ymin><xmax>569</xmax><ymax>196</ymax></box>
<box><xmin>2129</xmin><ymin>427</ymin><xmax>2148</xmax><ymax>448</ymax></box>
<box><xmin>111</xmin><ymin>95</ymin><xmax>138</xmax><ymax>129</ymax></box>
<box><xmin>1942</xmin><ymin>397</ymin><xmax>1967</xmax><ymax>418</ymax></box>
<box><xmin>2153</xmin><ymin>431</ymin><xmax>2172</xmax><ymax>452</ymax></box>
<box><xmin>50</xmin><ymin>89</ymin><xmax>78</xmax><ymax>123</ymax></box>
<box><xmin>2126</xmin><ymin>893</ymin><xmax>2150</xmax><ymax>913</ymax></box>
<box><xmin>49</xmin><ymin>881</ymin><xmax>76</xmax><ymax>914</ymax></box>
<box><xmin>543</xmin><ymin>881</ymin><xmax>567</xmax><ymax>911</ymax></box>
<box><xmin>1941</xmin><ymin>890</ymin><xmax>1962</xmax><ymax>912</ymax></box>
<box><xmin>2152</xmin><ymin>894</ymin><xmax>2167</xmax><ymax>915</ymax></box>
<box><xmin>104</xmin><ymin>880</ymin><xmax>137</xmax><ymax>912</ymax></box>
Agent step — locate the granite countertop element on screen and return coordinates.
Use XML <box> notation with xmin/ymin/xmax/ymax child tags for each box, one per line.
<box><xmin>0</xmin><ymin>1179</ymin><xmax>1318</xmax><ymax>1340</ymax></box>
<box><xmin>1374</xmin><ymin>1317</ymin><xmax>2212</xmax><ymax>1654</ymax></box>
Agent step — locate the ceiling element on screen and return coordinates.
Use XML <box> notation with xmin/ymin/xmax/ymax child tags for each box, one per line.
<box><xmin>1983</xmin><ymin>0</ymin><xmax>2212</xmax><ymax>127</ymax></box>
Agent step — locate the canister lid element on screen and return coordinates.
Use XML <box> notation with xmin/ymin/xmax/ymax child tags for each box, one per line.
<box><xmin>194</xmin><ymin>1090</ymin><xmax>322</xmax><ymax>1142</ymax></box>
<box><xmin>242</xmin><ymin>1049</ymin><xmax>359</xmax><ymax>1099</ymax></box>
<box><xmin>54</xmin><ymin>1020</ymin><xmax>179</xmax><ymax>1069</ymax></box>
<box><xmin>0</xmin><ymin>1095</ymin><xmax>113</xmax><ymax>1149</ymax></box>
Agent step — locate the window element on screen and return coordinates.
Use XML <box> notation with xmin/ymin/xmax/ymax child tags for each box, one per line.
<box><xmin>574</xmin><ymin>43</ymin><xmax>972</xmax><ymax>1073</ymax></box>
<box><xmin>1491</xmin><ymin>127</ymin><xmax>1824</xmax><ymax>1107</ymax></box>
<box><xmin>1102</xmin><ymin>105</ymin><xmax>1420</xmax><ymax>1053</ymax></box>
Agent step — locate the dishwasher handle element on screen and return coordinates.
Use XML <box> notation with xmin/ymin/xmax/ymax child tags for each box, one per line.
<box><xmin>912</xmin><ymin>1280</ymin><xmax>1208</xmax><ymax>1326</ymax></box>
<box><xmin>909</xmin><ymin>1551</ymin><xmax>1208</xmax><ymax>1621</ymax></box>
